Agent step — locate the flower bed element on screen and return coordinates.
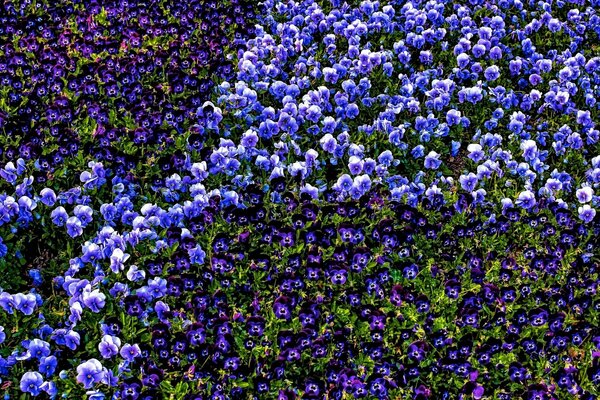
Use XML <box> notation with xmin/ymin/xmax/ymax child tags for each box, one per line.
<box><xmin>0</xmin><ymin>0</ymin><xmax>600</xmax><ymax>398</ymax></box>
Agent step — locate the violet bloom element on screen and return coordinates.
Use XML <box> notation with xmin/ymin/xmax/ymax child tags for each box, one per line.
<box><xmin>74</xmin><ymin>205</ymin><xmax>93</xmax><ymax>225</ymax></box>
<box><xmin>484</xmin><ymin>65</ymin><xmax>500</xmax><ymax>81</ymax></box>
<box><xmin>120</xmin><ymin>343</ymin><xmax>141</xmax><ymax>362</ymax></box>
<box><xmin>82</xmin><ymin>288</ymin><xmax>106</xmax><ymax>312</ymax></box>
<box><xmin>346</xmin><ymin>103</ymin><xmax>360</xmax><ymax>119</ymax></box>
<box><xmin>110</xmin><ymin>248</ymin><xmax>130</xmax><ymax>273</ymax></box>
<box><xmin>126</xmin><ymin>265</ymin><xmax>145</xmax><ymax>282</ymax></box>
<box><xmin>98</xmin><ymin>335</ymin><xmax>121</xmax><ymax>359</ymax></box>
<box><xmin>81</xmin><ymin>243</ymin><xmax>102</xmax><ymax>264</ymax></box>
<box><xmin>472</xmin><ymin>44</ymin><xmax>486</xmax><ymax>58</ymax></box>
<box><xmin>473</xmin><ymin>385</ymin><xmax>485</xmax><ymax>399</ymax></box>
<box><xmin>330</xmin><ymin>269</ymin><xmax>348</xmax><ymax>285</ymax></box>
<box><xmin>407</xmin><ymin>342</ymin><xmax>426</xmax><ymax>362</ymax></box>
<box><xmin>578</xmin><ymin>205</ymin><xmax>596</xmax><ymax>223</ymax></box>
<box><xmin>148</xmin><ymin>277</ymin><xmax>167</xmax><ymax>298</ymax></box>
<box><xmin>459</xmin><ymin>173</ymin><xmax>478</xmax><ymax>192</ymax></box>
<box><xmin>353</xmin><ymin>174</ymin><xmax>371</xmax><ymax>193</ymax></box>
<box><xmin>403</xmin><ymin>263</ymin><xmax>419</xmax><ymax>279</ymax></box>
<box><xmin>576</xmin><ymin>186</ymin><xmax>593</xmax><ymax>203</ymax></box>
<box><xmin>577</xmin><ymin>110</ymin><xmax>593</xmax><ymax>127</ymax></box>
<box><xmin>28</xmin><ymin>339</ymin><xmax>51</xmax><ymax>360</ymax></box>
<box><xmin>64</xmin><ymin>330</ymin><xmax>81</xmax><ymax>350</ymax></box>
<box><xmin>188</xmin><ymin>245</ymin><xmax>206</xmax><ymax>265</ymax></box>
<box><xmin>320</xmin><ymin>134</ymin><xmax>337</xmax><ymax>153</ymax></box>
<box><xmin>154</xmin><ymin>301</ymin><xmax>170</xmax><ymax>321</ymax></box>
<box><xmin>516</xmin><ymin>190</ymin><xmax>536</xmax><ymax>210</ymax></box>
<box><xmin>377</xmin><ymin>150</ymin><xmax>393</xmax><ymax>167</ymax></box>
<box><xmin>0</xmin><ymin>162</ymin><xmax>18</xmax><ymax>184</ymax></box>
<box><xmin>20</xmin><ymin>371</ymin><xmax>44</xmax><ymax>396</ymax></box>
<box><xmin>529</xmin><ymin>309</ymin><xmax>549</xmax><ymax>326</ymax></box>
<box><xmin>66</xmin><ymin>216</ymin><xmax>83</xmax><ymax>237</ymax></box>
<box><xmin>548</xmin><ymin>18</ymin><xmax>562</xmax><ymax>33</ymax></box>
<box><xmin>301</xmin><ymin>183</ymin><xmax>319</xmax><ymax>199</ymax></box>
<box><xmin>39</xmin><ymin>188</ymin><xmax>57</xmax><ymax>206</ymax></box>
<box><xmin>467</xmin><ymin>144</ymin><xmax>484</xmax><ymax>163</ymax></box>
<box><xmin>241</xmin><ymin>129</ymin><xmax>259</xmax><ymax>148</ymax></box>
<box><xmin>39</xmin><ymin>356</ymin><xmax>57</xmax><ymax>377</ymax></box>
<box><xmin>119</xmin><ymin>381</ymin><xmax>142</xmax><ymax>399</ymax></box>
<box><xmin>520</xmin><ymin>140</ymin><xmax>538</xmax><ymax>161</ymax></box>
<box><xmin>51</xmin><ymin>207</ymin><xmax>68</xmax><ymax>226</ymax></box>
<box><xmin>336</xmin><ymin>174</ymin><xmax>352</xmax><ymax>191</ymax></box>
<box><xmin>187</xmin><ymin>326</ymin><xmax>206</xmax><ymax>346</ymax></box>
<box><xmin>489</xmin><ymin>46</ymin><xmax>502</xmax><ymax>60</ymax></box>
<box><xmin>508</xmin><ymin>363</ymin><xmax>528</xmax><ymax>382</ymax></box>
<box><xmin>76</xmin><ymin>359</ymin><xmax>105</xmax><ymax>389</ymax></box>
<box><xmin>419</xmin><ymin>50</ymin><xmax>433</xmax><ymax>64</ymax></box>
<box><xmin>446</xmin><ymin>109</ymin><xmax>461</xmax><ymax>126</ymax></box>
<box><xmin>273</xmin><ymin>297</ymin><xmax>293</xmax><ymax>320</ymax></box>
<box><xmin>14</xmin><ymin>293</ymin><xmax>37</xmax><ymax>315</ymax></box>
<box><xmin>348</xmin><ymin>156</ymin><xmax>363</xmax><ymax>175</ymax></box>
<box><xmin>424</xmin><ymin>151</ymin><xmax>442</xmax><ymax>170</ymax></box>
<box><xmin>69</xmin><ymin>302</ymin><xmax>83</xmax><ymax>325</ymax></box>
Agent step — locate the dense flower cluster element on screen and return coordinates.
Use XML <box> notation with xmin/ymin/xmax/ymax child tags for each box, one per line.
<box><xmin>0</xmin><ymin>0</ymin><xmax>256</xmax><ymax>176</ymax></box>
<box><xmin>0</xmin><ymin>0</ymin><xmax>599</xmax><ymax>398</ymax></box>
<box><xmin>62</xmin><ymin>187</ymin><xmax>600</xmax><ymax>399</ymax></box>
